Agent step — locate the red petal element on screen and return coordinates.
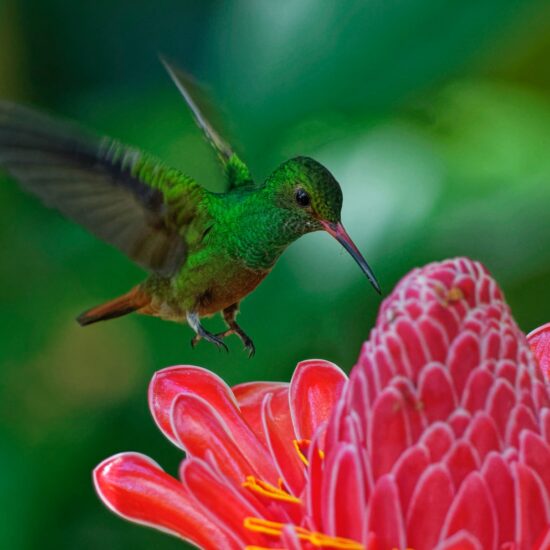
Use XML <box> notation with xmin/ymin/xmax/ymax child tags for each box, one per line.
<box><xmin>419</xmin><ymin>316</ymin><xmax>448</xmax><ymax>363</ymax></box>
<box><xmin>519</xmin><ymin>431</ymin><xmax>550</xmax><ymax>498</ymax></box>
<box><xmin>281</xmin><ymin>525</ymin><xmax>302</xmax><ymax>550</ymax></box>
<box><xmin>366</xmin><ymin>475</ymin><xmax>406</xmax><ymax>549</ymax></box>
<box><xmin>461</xmin><ymin>367</ymin><xmax>494</xmax><ymax>414</ymax></box>
<box><xmin>444</xmin><ymin>440</ymin><xmax>480</xmax><ymax>490</ymax></box>
<box><xmin>170</xmin><ymin>393</ymin><xmax>277</xmax><ymax>484</ymax></box>
<box><xmin>534</xmin><ymin>527</ymin><xmax>550</xmax><ymax>550</ymax></box>
<box><xmin>394</xmin><ymin>318</ymin><xmax>430</xmax><ymax>380</ymax></box>
<box><xmin>542</xmin><ymin>408</ymin><xmax>550</xmax><ymax>442</ymax></box>
<box><xmin>262</xmin><ymin>393</ymin><xmax>305</xmax><ymax>496</ymax></box>
<box><xmin>93</xmin><ymin>453</ymin><xmax>240</xmax><ymax>550</ymax></box>
<box><xmin>406</xmin><ymin>465</ymin><xmax>455</xmax><ymax>550</ymax></box>
<box><xmin>420</xmin><ymin>422</ymin><xmax>455</xmax><ymax>462</ymax></box>
<box><xmin>513</xmin><ymin>461</ymin><xmax>550</xmax><ymax>548</ymax></box>
<box><xmin>322</xmin><ymin>443</ymin><xmax>366</xmax><ymax>541</ymax></box>
<box><xmin>390</xmin><ymin>377</ymin><xmax>426</xmax><ymax>443</ymax></box>
<box><xmin>440</xmin><ymin>472</ymin><xmax>497</xmax><ymax>550</ymax></box>
<box><xmin>448</xmin><ymin>331</ymin><xmax>481</xmax><ymax>396</ymax></box>
<box><xmin>393</xmin><ymin>445</ymin><xmax>430</xmax><ymax>512</ymax></box>
<box><xmin>486</xmin><ymin>379</ymin><xmax>518</xmax><ymax>440</ymax></box>
<box><xmin>149</xmin><ymin>366</ymin><xmax>240</xmax><ymax>447</ymax></box>
<box><xmin>448</xmin><ymin>409</ymin><xmax>471</xmax><ymax>438</ymax></box>
<box><xmin>306</xmin><ymin>431</ymin><xmax>325</xmax><ymax>529</ymax></box>
<box><xmin>528</xmin><ymin>323</ymin><xmax>550</xmax><ymax>378</ymax></box>
<box><xmin>435</xmin><ymin>531</ymin><xmax>483</xmax><ymax>550</ymax></box>
<box><xmin>370</xmin><ymin>387</ymin><xmax>410</xmax><ymax>478</ymax></box>
<box><xmin>153</xmin><ymin>368</ymin><xmax>278</xmax><ymax>482</ymax></box>
<box><xmin>418</xmin><ymin>363</ymin><xmax>457</xmax><ymax>422</ymax></box>
<box><xmin>425</xmin><ymin>301</ymin><xmax>460</xmax><ymax>343</ymax></box>
<box><xmin>464</xmin><ymin>413</ymin><xmax>501</xmax><ymax>461</ymax></box>
<box><xmin>180</xmin><ymin>458</ymin><xmax>267</xmax><ymax>544</ymax></box>
<box><xmin>231</xmin><ymin>381</ymin><xmax>289</xmax><ymax>445</ymax></box>
<box><xmin>505</xmin><ymin>404</ymin><xmax>538</xmax><ymax>448</ymax></box>
<box><xmin>482</xmin><ymin>453</ymin><xmax>515</xmax><ymax>547</ymax></box>
<box><xmin>289</xmin><ymin>359</ymin><xmax>347</xmax><ymax>442</ymax></box>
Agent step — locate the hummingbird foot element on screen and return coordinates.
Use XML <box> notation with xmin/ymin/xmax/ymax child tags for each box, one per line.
<box><xmin>220</xmin><ymin>303</ymin><xmax>256</xmax><ymax>358</ymax></box>
<box><xmin>213</xmin><ymin>328</ymin><xmax>255</xmax><ymax>358</ymax></box>
<box><xmin>187</xmin><ymin>311</ymin><xmax>229</xmax><ymax>352</ymax></box>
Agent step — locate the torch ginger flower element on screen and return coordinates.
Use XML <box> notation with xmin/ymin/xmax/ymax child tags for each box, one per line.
<box><xmin>94</xmin><ymin>258</ymin><xmax>550</xmax><ymax>549</ymax></box>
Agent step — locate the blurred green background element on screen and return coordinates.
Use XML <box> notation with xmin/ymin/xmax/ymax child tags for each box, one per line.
<box><xmin>0</xmin><ymin>0</ymin><xmax>549</xmax><ymax>548</ymax></box>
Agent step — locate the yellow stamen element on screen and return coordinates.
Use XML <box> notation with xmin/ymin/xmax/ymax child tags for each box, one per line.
<box><xmin>293</xmin><ymin>439</ymin><xmax>310</xmax><ymax>466</ymax></box>
<box><xmin>293</xmin><ymin>438</ymin><xmax>325</xmax><ymax>466</ymax></box>
<box><xmin>244</xmin><ymin>518</ymin><xmax>365</xmax><ymax>549</ymax></box>
<box><xmin>242</xmin><ymin>476</ymin><xmax>301</xmax><ymax>504</ymax></box>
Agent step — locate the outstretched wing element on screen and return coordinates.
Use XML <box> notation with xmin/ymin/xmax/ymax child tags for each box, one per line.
<box><xmin>160</xmin><ymin>56</ymin><xmax>254</xmax><ymax>190</ymax></box>
<box><xmin>0</xmin><ymin>101</ymin><xmax>206</xmax><ymax>277</ymax></box>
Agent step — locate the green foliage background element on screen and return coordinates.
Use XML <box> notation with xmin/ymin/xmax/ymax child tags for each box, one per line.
<box><xmin>0</xmin><ymin>1</ymin><xmax>549</xmax><ymax>548</ymax></box>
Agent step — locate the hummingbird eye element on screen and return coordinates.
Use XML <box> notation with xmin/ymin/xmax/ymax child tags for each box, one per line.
<box><xmin>295</xmin><ymin>188</ymin><xmax>311</xmax><ymax>207</ymax></box>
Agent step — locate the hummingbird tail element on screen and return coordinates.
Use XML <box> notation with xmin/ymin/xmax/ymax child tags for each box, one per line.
<box><xmin>76</xmin><ymin>286</ymin><xmax>151</xmax><ymax>326</ymax></box>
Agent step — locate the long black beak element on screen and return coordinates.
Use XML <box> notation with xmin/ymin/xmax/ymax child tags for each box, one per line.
<box><xmin>320</xmin><ymin>221</ymin><xmax>381</xmax><ymax>294</ymax></box>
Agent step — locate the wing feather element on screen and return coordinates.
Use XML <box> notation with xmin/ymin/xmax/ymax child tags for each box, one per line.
<box><xmin>0</xmin><ymin>101</ymin><xmax>205</xmax><ymax>276</ymax></box>
<box><xmin>160</xmin><ymin>57</ymin><xmax>254</xmax><ymax>190</ymax></box>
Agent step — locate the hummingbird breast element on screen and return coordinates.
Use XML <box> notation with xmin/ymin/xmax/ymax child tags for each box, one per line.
<box><xmin>142</xmin><ymin>251</ymin><xmax>269</xmax><ymax>321</ymax></box>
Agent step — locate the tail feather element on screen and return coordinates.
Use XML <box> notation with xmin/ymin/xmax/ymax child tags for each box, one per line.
<box><xmin>77</xmin><ymin>286</ymin><xmax>150</xmax><ymax>326</ymax></box>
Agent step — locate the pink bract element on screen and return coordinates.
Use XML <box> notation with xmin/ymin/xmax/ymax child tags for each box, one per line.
<box><xmin>94</xmin><ymin>258</ymin><xmax>550</xmax><ymax>549</ymax></box>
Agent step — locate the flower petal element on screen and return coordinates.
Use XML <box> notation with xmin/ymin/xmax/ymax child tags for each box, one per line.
<box><xmin>418</xmin><ymin>362</ymin><xmax>458</xmax><ymax>422</ymax></box>
<box><xmin>261</xmin><ymin>393</ymin><xmax>305</xmax><ymax>496</ymax></box>
<box><xmin>440</xmin><ymin>472</ymin><xmax>497</xmax><ymax>550</ymax></box>
<box><xmin>393</xmin><ymin>445</ymin><xmax>430</xmax><ymax>512</ymax></box>
<box><xmin>528</xmin><ymin>323</ymin><xmax>550</xmax><ymax>379</ymax></box>
<box><xmin>482</xmin><ymin>452</ymin><xmax>515</xmax><ymax>546</ymax></box>
<box><xmin>93</xmin><ymin>453</ymin><xmax>240</xmax><ymax>550</ymax></box>
<box><xmin>435</xmin><ymin>531</ymin><xmax>483</xmax><ymax>550</ymax></box>
<box><xmin>148</xmin><ymin>366</ymin><xmax>239</xmax><ymax>447</ymax></box>
<box><xmin>281</xmin><ymin>525</ymin><xmax>302</xmax><ymax>550</ymax></box>
<box><xmin>443</xmin><ymin>440</ymin><xmax>480</xmax><ymax>490</ymax></box>
<box><xmin>464</xmin><ymin>412</ymin><xmax>501</xmax><ymax>462</ymax></box>
<box><xmin>366</xmin><ymin>475</ymin><xmax>405</xmax><ymax>549</ymax></box>
<box><xmin>369</xmin><ymin>387</ymin><xmax>410</xmax><ymax>478</ymax></box>
<box><xmin>289</xmin><ymin>359</ymin><xmax>347</xmax><ymax>442</ymax></box>
<box><xmin>170</xmin><ymin>393</ymin><xmax>278</xmax><ymax>484</ymax></box>
<box><xmin>513</xmin><ymin>461</ymin><xmax>550</xmax><ymax>548</ymax></box>
<box><xmin>406</xmin><ymin>464</ymin><xmax>454</xmax><ymax>550</ymax></box>
<box><xmin>232</xmin><ymin>381</ymin><xmax>289</xmax><ymax>445</ymax></box>
<box><xmin>322</xmin><ymin>443</ymin><xmax>366</xmax><ymax>541</ymax></box>
<box><xmin>180</xmin><ymin>458</ymin><xmax>268</xmax><ymax>545</ymax></box>
<box><xmin>151</xmin><ymin>367</ymin><xmax>279</xmax><ymax>484</ymax></box>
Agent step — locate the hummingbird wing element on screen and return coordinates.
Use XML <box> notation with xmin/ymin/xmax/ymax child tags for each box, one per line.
<box><xmin>160</xmin><ymin>56</ymin><xmax>254</xmax><ymax>190</ymax></box>
<box><xmin>0</xmin><ymin>101</ymin><xmax>207</xmax><ymax>277</ymax></box>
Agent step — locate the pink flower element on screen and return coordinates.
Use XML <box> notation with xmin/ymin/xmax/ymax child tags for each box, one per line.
<box><xmin>94</xmin><ymin>258</ymin><xmax>550</xmax><ymax>549</ymax></box>
<box><xmin>94</xmin><ymin>360</ymin><xmax>349</xmax><ymax>549</ymax></box>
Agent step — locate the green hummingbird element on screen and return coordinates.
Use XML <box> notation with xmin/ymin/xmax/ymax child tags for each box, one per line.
<box><xmin>0</xmin><ymin>58</ymin><xmax>380</xmax><ymax>356</ymax></box>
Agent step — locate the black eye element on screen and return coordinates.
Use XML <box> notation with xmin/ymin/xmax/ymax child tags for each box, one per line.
<box><xmin>295</xmin><ymin>188</ymin><xmax>310</xmax><ymax>207</ymax></box>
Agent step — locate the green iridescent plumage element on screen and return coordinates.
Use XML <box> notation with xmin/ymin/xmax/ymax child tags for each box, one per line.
<box><xmin>0</xmin><ymin>59</ymin><xmax>380</xmax><ymax>355</ymax></box>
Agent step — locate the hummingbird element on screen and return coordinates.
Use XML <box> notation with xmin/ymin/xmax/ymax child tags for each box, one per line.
<box><xmin>0</xmin><ymin>58</ymin><xmax>380</xmax><ymax>356</ymax></box>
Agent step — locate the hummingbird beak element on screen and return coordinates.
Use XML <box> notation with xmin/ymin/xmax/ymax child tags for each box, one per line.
<box><xmin>320</xmin><ymin>221</ymin><xmax>381</xmax><ymax>294</ymax></box>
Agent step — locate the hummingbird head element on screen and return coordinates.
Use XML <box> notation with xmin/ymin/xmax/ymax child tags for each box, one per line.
<box><xmin>266</xmin><ymin>156</ymin><xmax>381</xmax><ymax>293</ymax></box>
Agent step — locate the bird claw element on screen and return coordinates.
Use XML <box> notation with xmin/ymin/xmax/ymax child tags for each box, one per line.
<box><xmin>211</xmin><ymin>328</ymin><xmax>255</xmax><ymax>358</ymax></box>
<box><xmin>242</xmin><ymin>336</ymin><xmax>256</xmax><ymax>359</ymax></box>
<box><xmin>190</xmin><ymin>332</ymin><xmax>229</xmax><ymax>352</ymax></box>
